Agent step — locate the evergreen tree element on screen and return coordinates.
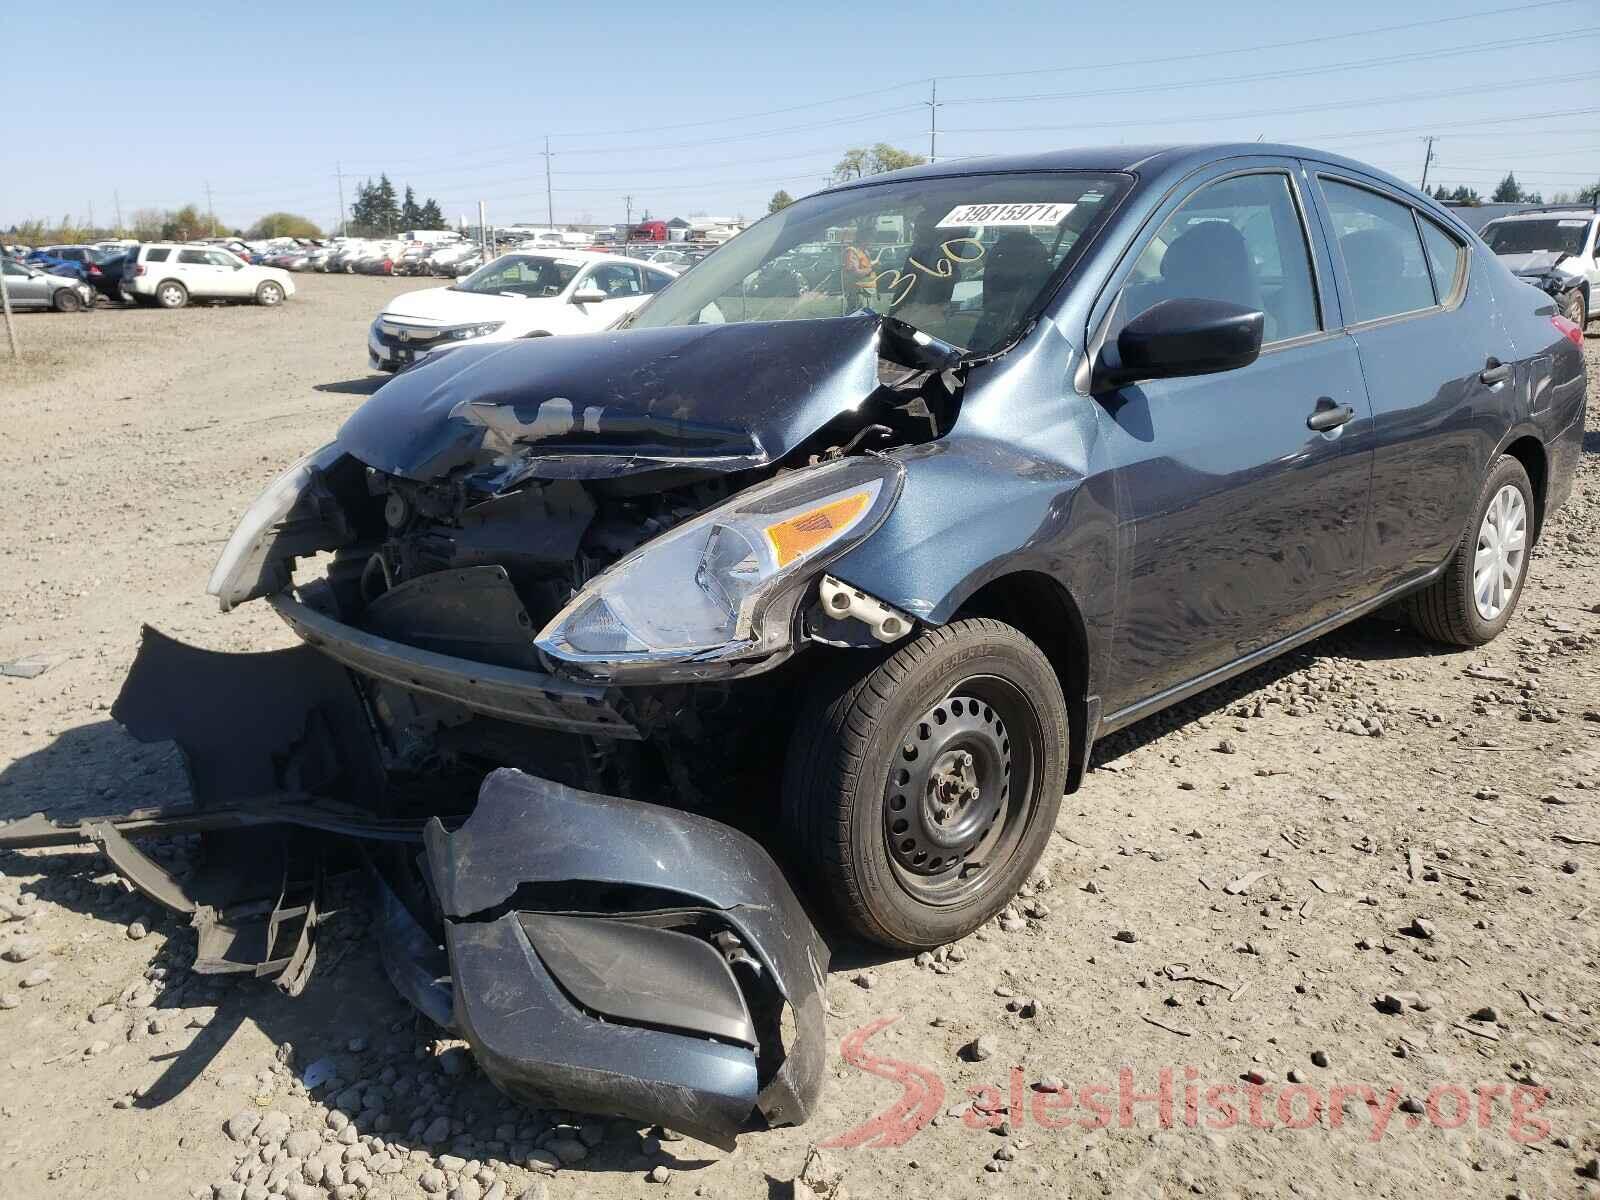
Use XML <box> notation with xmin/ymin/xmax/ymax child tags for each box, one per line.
<box><xmin>400</xmin><ymin>185</ymin><xmax>421</xmax><ymax>229</ymax></box>
<box><xmin>418</xmin><ymin>198</ymin><xmax>445</xmax><ymax>228</ymax></box>
<box><xmin>767</xmin><ymin>190</ymin><xmax>794</xmax><ymax>214</ymax></box>
<box><xmin>374</xmin><ymin>174</ymin><xmax>400</xmax><ymax>234</ymax></box>
<box><xmin>1491</xmin><ymin>172</ymin><xmax>1523</xmax><ymax>203</ymax></box>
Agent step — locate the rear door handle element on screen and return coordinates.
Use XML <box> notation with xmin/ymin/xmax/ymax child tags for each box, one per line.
<box><xmin>1480</xmin><ymin>359</ymin><xmax>1512</xmax><ymax>386</ymax></box>
<box><xmin>1306</xmin><ymin>397</ymin><xmax>1355</xmax><ymax>432</ymax></box>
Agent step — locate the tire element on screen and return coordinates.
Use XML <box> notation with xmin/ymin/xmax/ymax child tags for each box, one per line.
<box><xmin>51</xmin><ymin>288</ymin><xmax>83</xmax><ymax>313</ymax></box>
<box><xmin>256</xmin><ymin>281</ymin><xmax>285</xmax><ymax>307</ymax></box>
<box><xmin>782</xmin><ymin>618</ymin><xmax>1068</xmax><ymax>950</ymax></box>
<box><xmin>1563</xmin><ymin>289</ymin><xmax>1587</xmax><ymax>329</ymax></box>
<box><xmin>155</xmin><ymin>280</ymin><xmax>188</xmax><ymax>309</ymax></box>
<box><xmin>1404</xmin><ymin>454</ymin><xmax>1534</xmax><ymax>647</ymax></box>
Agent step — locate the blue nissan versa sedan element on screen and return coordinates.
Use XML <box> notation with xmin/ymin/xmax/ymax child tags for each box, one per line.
<box><xmin>15</xmin><ymin>144</ymin><xmax>1585</xmax><ymax>1141</ymax></box>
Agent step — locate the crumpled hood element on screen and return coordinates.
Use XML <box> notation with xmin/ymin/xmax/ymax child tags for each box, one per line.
<box><xmin>1498</xmin><ymin>249</ymin><xmax>1575</xmax><ymax>278</ymax></box>
<box><xmin>336</xmin><ymin>312</ymin><xmax>885</xmax><ymax>487</ymax></box>
<box><xmin>378</xmin><ymin>285</ymin><xmax>544</xmax><ymax>326</ymax></box>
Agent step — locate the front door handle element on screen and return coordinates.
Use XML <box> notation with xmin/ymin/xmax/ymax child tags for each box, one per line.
<box><xmin>1480</xmin><ymin>358</ymin><xmax>1512</xmax><ymax>386</ymax></box>
<box><xmin>1306</xmin><ymin>397</ymin><xmax>1355</xmax><ymax>432</ymax></box>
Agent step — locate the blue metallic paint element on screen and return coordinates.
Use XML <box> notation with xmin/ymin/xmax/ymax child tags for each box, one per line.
<box><xmin>829</xmin><ymin>144</ymin><xmax>1586</xmax><ymax>761</ymax></box>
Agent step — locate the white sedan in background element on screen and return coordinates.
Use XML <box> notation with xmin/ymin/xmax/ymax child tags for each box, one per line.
<box><xmin>368</xmin><ymin>250</ymin><xmax>678</xmax><ymax>371</ymax></box>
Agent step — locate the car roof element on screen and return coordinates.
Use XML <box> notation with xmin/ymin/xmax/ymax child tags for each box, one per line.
<box><xmin>817</xmin><ymin>142</ymin><xmax>1426</xmax><ymax>197</ymax></box>
<box><xmin>502</xmin><ymin>248</ymin><xmax>674</xmax><ymax>269</ymax></box>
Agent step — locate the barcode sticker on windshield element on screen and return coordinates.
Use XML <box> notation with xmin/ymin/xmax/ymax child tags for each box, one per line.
<box><xmin>1558</xmin><ymin>219</ymin><xmax>1587</xmax><ymax>227</ymax></box>
<box><xmin>937</xmin><ymin>202</ymin><xmax>1075</xmax><ymax>228</ymax></box>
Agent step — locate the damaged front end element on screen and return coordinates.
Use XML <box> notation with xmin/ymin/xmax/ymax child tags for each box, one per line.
<box><xmin>0</xmin><ymin>311</ymin><xmax>949</xmax><ymax>1139</ymax></box>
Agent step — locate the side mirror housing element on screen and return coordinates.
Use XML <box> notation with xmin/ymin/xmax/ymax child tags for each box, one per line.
<box><xmin>571</xmin><ymin>286</ymin><xmax>608</xmax><ymax>305</ymax></box>
<box><xmin>1095</xmin><ymin>297</ymin><xmax>1265</xmax><ymax>390</ymax></box>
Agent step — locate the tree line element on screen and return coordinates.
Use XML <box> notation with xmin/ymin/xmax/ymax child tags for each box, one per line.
<box><xmin>1431</xmin><ymin>172</ymin><xmax>1600</xmax><ymax>207</ymax></box>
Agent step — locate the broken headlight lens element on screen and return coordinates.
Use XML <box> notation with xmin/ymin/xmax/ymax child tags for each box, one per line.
<box><xmin>207</xmin><ymin>442</ymin><xmax>343</xmax><ymax>611</ymax></box>
<box><xmin>536</xmin><ymin>456</ymin><xmax>903</xmax><ymax>674</ymax></box>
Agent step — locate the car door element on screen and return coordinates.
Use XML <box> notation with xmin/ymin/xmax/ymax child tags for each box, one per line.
<box><xmin>174</xmin><ymin>247</ymin><xmax>222</xmax><ymax>296</ymax></box>
<box><xmin>2</xmin><ymin>260</ymin><xmax>46</xmax><ymax>307</ymax></box>
<box><xmin>207</xmin><ymin>250</ymin><xmax>251</xmax><ymax>296</ymax></box>
<box><xmin>1308</xmin><ymin>173</ymin><xmax>1522</xmax><ymax>588</ymax></box>
<box><xmin>1092</xmin><ymin>164</ymin><xmax>1375</xmax><ymax>712</ymax></box>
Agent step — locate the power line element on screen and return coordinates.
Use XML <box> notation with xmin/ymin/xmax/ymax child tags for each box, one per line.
<box><xmin>944</xmin><ymin>28</ymin><xmax>1597</xmax><ymax>108</ymax></box>
<box><xmin>935</xmin><ymin>0</ymin><xmax>1581</xmax><ymax>83</ymax></box>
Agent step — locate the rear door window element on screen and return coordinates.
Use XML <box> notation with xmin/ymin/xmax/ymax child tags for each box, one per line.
<box><xmin>1417</xmin><ymin>217</ymin><xmax>1467</xmax><ymax>304</ymax></box>
<box><xmin>642</xmin><ymin>268</ymin><xmax>675</xmax><ymax>293</ymax></box>
<box><xmin>1319</xmin><ymin>178</ymin><xmax>1436</xmax><ymax>323</ymax></box>
<box><xmin>177</xmin><ymin>249</ymin><xmax>210</xmax><ymax>265</ymax></box>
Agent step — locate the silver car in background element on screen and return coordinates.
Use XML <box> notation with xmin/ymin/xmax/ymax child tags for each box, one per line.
<box><xmin>1</xmin><ymin>258</ymin><xmax>95</xmax><ymax>311</ymax></box>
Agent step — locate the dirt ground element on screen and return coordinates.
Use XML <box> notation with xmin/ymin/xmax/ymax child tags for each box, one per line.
<box><xmin>0</xmin><ymin>275</ymin><xmax>1596</xmax><ymax>1200</ymax></box>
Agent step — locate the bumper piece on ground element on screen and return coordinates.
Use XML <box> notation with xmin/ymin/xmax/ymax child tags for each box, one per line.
<box><xmin>421</xmin><ymin>768</ymin><xmax>830</xmax><ymax>1146</ymax></box>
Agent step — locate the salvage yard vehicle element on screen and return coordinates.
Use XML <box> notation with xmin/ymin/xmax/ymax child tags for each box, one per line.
<box><xmin>0</xmin><ymin>256</ymin><xmax>96</xmax><ymax>311</ymax></box>
<box><xmin>1480</xmin><ymin>204</ymin><xmax>1599</xmax><ymax>329</ymax></box>
<box><xmin>366</xmin><ymin>249</ymin><xmax>677</xmax><ymax>370</ymax></box>
<box><xmin>122</xmin><ymin>243</ymin><xmax>295</xmax><ymax>308</ymax></box>
<box><xmin>2</xmin><ymin>143</ymin><xmax>1584</xmax><ymax>1144</ymax></box>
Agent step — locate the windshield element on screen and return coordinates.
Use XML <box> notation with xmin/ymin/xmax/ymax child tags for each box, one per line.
<box><xmin>454</xmin><ymin>253</ymin><xmax>580</xmax><ymax>298</ymax></box>
<box><xmin>1482</xmin><ymin>217</ymin><xmax>1591</xmax><ymax>258</ymax></box>
<box><xmin>625</xmin><ymin>170</ymin><xmax>1130</xmax><ymax>354</ymax></box>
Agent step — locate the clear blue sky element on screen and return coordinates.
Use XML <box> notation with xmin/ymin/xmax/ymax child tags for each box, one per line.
<box><xmin>4</xmin><ymin>0</ymin><xmax>1597</xmax><ymax>233</ymax></box>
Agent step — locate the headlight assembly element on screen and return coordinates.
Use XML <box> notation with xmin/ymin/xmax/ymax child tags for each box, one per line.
<box><xmin>449</xmin><ymin>322</ymin><xmax>504</xmax><ymax>340</ymax></box>
<box><xmin>208</xmin><ymin>443</ymin><xmax>346</xmax><ymax>611</ymax></box>
<box><xmin>536</xmin><ymin>455</ymin><xmax>903</xmax><ymax>679</ymax></box>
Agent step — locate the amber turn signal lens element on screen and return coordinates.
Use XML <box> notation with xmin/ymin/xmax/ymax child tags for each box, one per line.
<box><xmin>764</xmin><ymin>491</ymin><xmax>871</xmax><ymax>567</ymax></box>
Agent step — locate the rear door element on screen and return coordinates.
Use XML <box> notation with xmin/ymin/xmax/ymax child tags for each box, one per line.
<box><xmin>1094</xmin><ymin>162</ymin><xmax>1375</xmax><ymax>712</ymax></box>
<box><xmin>1307</xmin><ymin>172</ymin><xmax>1521</xmax><ymax>587</ymax></box>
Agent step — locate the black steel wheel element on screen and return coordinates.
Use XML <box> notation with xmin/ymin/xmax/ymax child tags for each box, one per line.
<box><xmin>783</xmin><ymin>618</ymin><xmax>1067</xmax><ymax>950</ymax></box>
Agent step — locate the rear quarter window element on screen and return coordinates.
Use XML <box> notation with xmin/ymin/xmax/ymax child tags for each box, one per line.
<box><xmin>144</xmin><ymin>247</ymin><xmax>171</xmax><ymax>263</ymax></box>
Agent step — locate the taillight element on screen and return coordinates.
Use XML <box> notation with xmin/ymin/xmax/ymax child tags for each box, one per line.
<box><xmin>88</xmin><ymin>264</ymin><xmax>101</xmax><ymax>276</ymax></box>
<box><xmin>1551</xmin><ymin>314</ymin><xmax>1583</xmax><ymax>347</ymax></box>
<box><xmin>132</xmin><ymin>264</ymin><xmax>146</xmax><ymax>277</ymax></box>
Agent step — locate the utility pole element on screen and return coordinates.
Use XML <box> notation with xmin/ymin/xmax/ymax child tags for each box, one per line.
<box><xmin>478</xmin><ymin>201</ymin><xmax>488</xmax><ymax>259</ymax></box>
<box><xmin>88</xmin><ymin>200</ymin><xmax>95</xmax><ymax>233</ymax></box>
<box><xmin>114</xmin><ymin>190</ymin><xmax>124</xmax><ymax>235</ymax></box>
<box><xmin>543</xmin><ymin>137</ymin><xmax>555</xmax><ymax>228</ymax></box>
<box><xmin>623</xmin><ymin>195</ymin><xmax>633</xmax><ymax>233</ymax></box>
<box><xmin>1419</xmin><ymin>136</ymin><xmax>1437</xmax><ymax>192</ymax></box>
<box><xmin>925</xmin><ymin>79</ymin><xmax>941</xmax><ymax>164</ymax></box>
<box><xmin>205</xmin><ymin>180</ymin><xmax>216</xmax><ymax>236</ymax></box>
<box><xmin>336</xmin><ymin>162</ymin><xmax>347</xmax><ymax>237</ymax></box>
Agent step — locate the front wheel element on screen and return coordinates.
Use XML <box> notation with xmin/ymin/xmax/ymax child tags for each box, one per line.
<box><xmin>256</xmin><ymin>281</ymin><xmax>285</xmax><ymax>306</ymax></box>
<box><xmin>1564</xmin><ymin>289</ymin><xmax>1588</xmax><ymax>329</ymax></box>
<box><xmin>1404</xmin><ymin>454</ymin><xmax>1534</xmax><ymax>646</ymax></box>
<box><xmin>782</xmin><ymin>618</ymin><xmax>1067</xmax><ymax>950</ymax></box>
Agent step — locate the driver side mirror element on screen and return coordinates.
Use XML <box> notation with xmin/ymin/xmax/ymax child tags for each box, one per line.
<box><xmin>1095</xmin><ymin>297</ymin><xmax>1264</xmax><ymax>390</ymax></box>
<box><xmin>571</xmin><ymin>285</ymin><xmax>607</xmax><ymax>304</ymax></box>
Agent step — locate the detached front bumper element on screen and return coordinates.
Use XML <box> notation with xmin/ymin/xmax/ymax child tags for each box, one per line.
<box><xmin>0</xmin><ymin>627</ymin><xmax>828</xmax><ymax>1143</ymax></box>
<box><xmin>421</xmin><ymin>768</ymin><xmax>829</xmax><ymax>1146</ymax></box>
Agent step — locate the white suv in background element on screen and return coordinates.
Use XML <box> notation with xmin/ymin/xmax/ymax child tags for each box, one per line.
<box><xmin>122</xmin><ymin>244</ymin><xmax>296</xmax><ymax>309</ymax></box>
<box><xmin>1479</xmin><ymin>207</ymin><xmax>1600</xmax><ymax>328</ymax></box>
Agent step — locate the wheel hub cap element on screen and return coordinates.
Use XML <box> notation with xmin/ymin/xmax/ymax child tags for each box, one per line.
<box><xmin>1473</xmin><ymin>483</ymin><xmax>1526</xmax><ymax>621</ymax></box>
<box><xmin>885</xmin><ymin>695</ymin><xmax>1010</xmax><ymax>876</ymax></box>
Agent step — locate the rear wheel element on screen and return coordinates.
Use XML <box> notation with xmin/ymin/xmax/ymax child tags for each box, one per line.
<box><xmin>782</xmin><ymin>618</ymin><xmax>1067</xmax><ymax>950</ymax></box>
<box><xmin>256</xmin><ymin>281</ymin><xmax>285</xmax><ymax>306</ymax></box>
<box><xmin>51</xmin><ymin>288</ymin><xmax>83</xmax><ymax>313</ymax></box>
<box><xmin>155</xmin><ymin>281</ymin><xmax>188</xmax><ymax>309</ymax></box>
<box><xmin>1404</xmin><ymin>454</ymin><xmax>1533</xmax><ymax>646</ymax></box>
